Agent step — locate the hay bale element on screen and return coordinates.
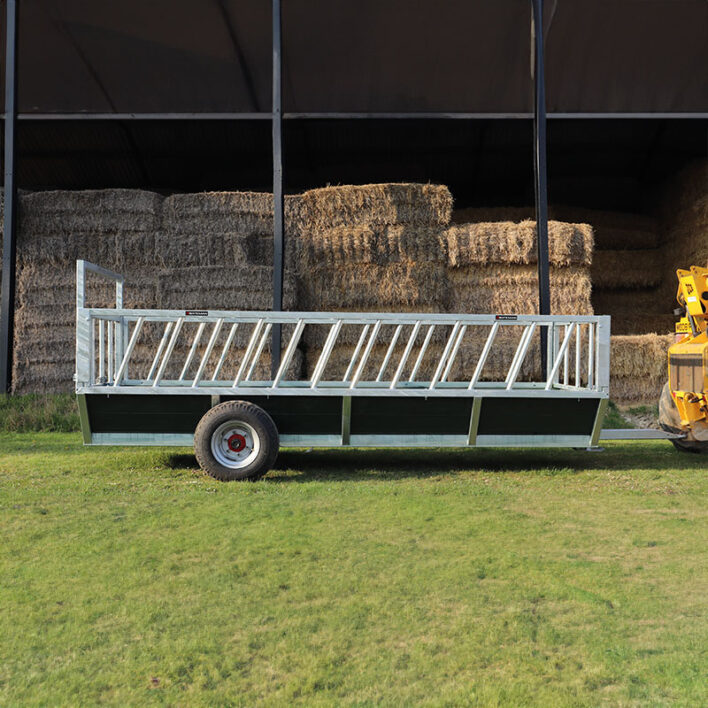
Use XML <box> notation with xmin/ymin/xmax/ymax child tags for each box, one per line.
<box><xmin>295</xmin><ymin>224</ymin><xmax>447</xmax><ymax>268</ymax></box>
<box><xmin>609</xmin><ymin>315</ymin><xmax>676</xmax><ymax>336</ymax></box>
<box><xmin>299</xmin><ymin>183</ymin><xmax>453</xmax><ymax>230</ymax></box>
<box><xmin>549</xmin><ymin>206</ymin><xmax>659</xmax><ymax>250</ymax></box>
<box><xmin>162</xmin><ymin>192</ymin><xmax>304</xmax><ymax>238</ymax></box>
<box><xmin>157</xmin><ymin>265</ymin><xmax>297</xmax><ymax>311</ymax></box>
<box><xmin>19</xmin><ymin>189</ymin><xmax>162</xmax><ymax>234</ymax></box>
<box><xmin>609</xmin><ymin>333</ymin><xmax>672</xmax><ymax>406</ymax></box>
<box><xmin>445</xmin><ymin>220</ymin><xmax>593</xmax><ymax>268</ymax></box>
<box><xmin>448</xmin><ymin>266</ymin><xmax>593</xmax><ymax>315</ymax></box>
<box><xmin>299</xmin><ymin>262</ymin><xmax>448</xmax><ymax>312</ymax></box>
<box><xmin>590</xmin><ymin>249</ymin><xmax>662</xmax><ymax>290</ymax></box>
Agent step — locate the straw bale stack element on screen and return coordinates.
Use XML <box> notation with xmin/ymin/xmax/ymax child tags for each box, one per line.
<box><xmin>610</xmin><ymin>334</ymin><xmax>672</xmax><ymax>405</ymax></box>
<box><xmin>445</xmin><ymin>220</ymin><xmax>593</xmax><ymax>269</ymax></box>
<box><xmin>657</xmin><ymin>161</ymin><xmax>708</xmax><ymax>303</ymax></box>
<box><xmin>298</xmin><ymin>183</ymin><xmax>453</xmax><ymax>230</ymax></box>
<box><xmin>157</xmin><ymin>192</ymin><xmax>301</xmax><ymax>270</ymax></box>
<box><xmin>590</xmin><ymin>249</ymin><xmax>662</xmax><ymax>290</ymax></box>
<box><xmin>12</xmin><ymin>190</ymin><xmax>164</xmax><ymax>393</ymax></box>
<box><xmin>549</xmin><ymin>207</ymin><xmax>659</xmax><ymax>251</ymax></box>
<box><xmin>157</xmin><ymin>265</ymin><xmax>296</xmax><ymax>311</ymax></box>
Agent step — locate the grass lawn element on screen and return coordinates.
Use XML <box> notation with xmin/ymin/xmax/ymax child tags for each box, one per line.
<box><xmin>1</xmin><ymin>434</ymin><xmax>706</xmax><ymax>706</ymax></box>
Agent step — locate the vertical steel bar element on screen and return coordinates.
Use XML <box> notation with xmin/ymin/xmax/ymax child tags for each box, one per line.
<box><xmin>391</xmin><ymin>321</ymin><xmax>421</xmax><ymax>389</ymax></box>
<box><xmin>588</xmin><ymin>322</ymin><xmax>595</xmax><ymax>389</ymax></box>
<box><xmin>532</xmin><ymin>0</ymin><xmax>551</xmax><ymax>372</ymax></box>
<box><xmin>212</xmin><ymin>323</ymin><xmax>238</xmax><ymax>381</ymax></box>
<box><xmin>563</xmin><ymin>324</ymin><xmax>570</xmax><ymax>385</ymax></box>
<box><xmin>575</xmin><ymin>322</ymin><xmax>581</xmax><ymax>387</ymax></box>
<box><xmin>270</xmin><ymin>0</ymin><xmax>284</xmax><ymax>377</ymax></box>
<box><xmin>0</xmin><ymin>0</ymin><xmax>18</xmax><ymax>393</ymax></box>
<box><xmin>107</xmin><ymin>322</ymin><xmax>114</xmax><ymax>384</ymax></box>
<box><xmin>114</xmin><ymin>317</ymin><xmax>144</xmax><ymax>386</ymax></box>
<box><xmin>545</xmin><ymin>322</ymin><xmax>576</xmax><ymax>390</ymax></box>
<box><xmin>98</xmin><ymin>320</ymin><xmax>105</xmax><ymax>381</ymax></box>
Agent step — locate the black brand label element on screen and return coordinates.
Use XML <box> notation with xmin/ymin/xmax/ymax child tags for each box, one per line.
<box><xmin>495</xmin><ymin>315</ymin><xmax>517</xmax><ymax>321</ymax></box>
<box><xmin>186</xmin><ymin>310</ymin><xmax>208</xmax><ymax>316</ymax></box>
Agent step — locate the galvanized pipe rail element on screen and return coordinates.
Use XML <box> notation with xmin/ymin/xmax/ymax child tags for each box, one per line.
<box><xmin>75</xmin><ymin>262</ymin><xmax>610</xmax><ymax>400</ymax></box>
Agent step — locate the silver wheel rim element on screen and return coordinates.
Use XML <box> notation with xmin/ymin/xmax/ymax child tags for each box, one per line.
<box><xmin>210</xmin><ymin>420</ymin><xmax>260</xmax><ymax>469</ymax></box>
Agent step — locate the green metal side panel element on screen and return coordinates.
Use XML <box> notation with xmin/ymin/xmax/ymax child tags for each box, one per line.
<box><xmin>477</xmin><ymin>398</ymin><xmax>600</xmax><ymax>437</ymax></box>
<box><xmin>351</xmin><ymin>397</ymin><xmax>474</xmax><ymax>436</ymax></box>
<box><xmin>86</xmin><ymin>394</ymin><xmax>211</xmax><ymax>434</ymax></box>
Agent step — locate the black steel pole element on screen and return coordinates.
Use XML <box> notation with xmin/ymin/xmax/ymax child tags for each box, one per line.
<box><xmin>532</xmin><ymin>0</ymin><xmax>550</xmax><ymax>315</ymax></box>
<box><xmin>271</xmin><ymin>0</ymin><xmax>283</xmax><ymax>377</ymax></box>
<box><xmin>0</xmin><ymin>0</ymin><xmax>18</xmax><ymax>394</ymax></box>
<box><xmin>531</xmin><ymin>0</ymin><xmax>551</xmax><ymax>374</ymax></box>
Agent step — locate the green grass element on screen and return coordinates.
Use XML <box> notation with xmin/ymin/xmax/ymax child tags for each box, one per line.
<box><xmin>0</xmin><ymin>394</ymin><xmax>79</xmax><ymax>432</ymax></box>
<box><xmin>1</xmin><ymin>435</ymin><xmax>706</xmax><ymax>706</ymax></box>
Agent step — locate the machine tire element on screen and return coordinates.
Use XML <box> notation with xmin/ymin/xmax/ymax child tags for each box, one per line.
<box><xmin>658</xmin><ymin>382</ymin><xmax>708</xmax><ymax>454</ymax></box>
<box><xmin>194</xmin><ymin>401</ymin><xmax>279</xmax><ymax>480</ymax></box>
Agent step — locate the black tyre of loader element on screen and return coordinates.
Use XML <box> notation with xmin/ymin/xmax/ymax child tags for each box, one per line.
<box><xmin>194</xmin><ymin>401</ymin><xmax>279</xmax><ymax>480</ymax></box>
<box><xmin>658</xmin><ymin>382</ymin><xmax>708</xmax><ymax>454</ymax></box>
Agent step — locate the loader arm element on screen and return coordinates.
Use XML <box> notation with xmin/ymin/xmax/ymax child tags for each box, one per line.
<box><xmin>661</xmin><ymin>266</ymin><xmax>708</xmax><ymax>449</ymax></box>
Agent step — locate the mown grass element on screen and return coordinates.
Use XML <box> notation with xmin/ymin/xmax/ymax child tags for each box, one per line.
<box><xmin>1</xmin><ymin>434</ymin><xmax>706</xmax><ymax>706</ymax></box>
<box><xmin>0</xmin><ymin>394</ymin><xmax>79</xmax><ymax>432</ymax></box>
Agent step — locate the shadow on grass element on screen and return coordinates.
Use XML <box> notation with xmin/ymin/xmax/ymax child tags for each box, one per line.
<box><xmin>165</xmin><ymin>443</ymin><xmax>705</xmax><ymax>482</ymax></box>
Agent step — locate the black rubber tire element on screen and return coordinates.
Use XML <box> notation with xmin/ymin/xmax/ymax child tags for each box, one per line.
<box><xmin>194</xmin><ymin>401</ymin><xmax>279</xmax><ymax>481</ymax></box>
<box><xmin>658</xmin><ymin>382</ymin><xmax>708</xmax><ymax>454</ymax></box>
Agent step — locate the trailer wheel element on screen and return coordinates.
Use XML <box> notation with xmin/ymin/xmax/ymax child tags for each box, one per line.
<box><xmin>194</xmin><ymin>401</ymin><xmax>279</xmax><ymax>480</ymax></box>
<box><xmin>658</xmin><ymin>382</ymin><xmax>708</xmax><ymax>454</ymax></box>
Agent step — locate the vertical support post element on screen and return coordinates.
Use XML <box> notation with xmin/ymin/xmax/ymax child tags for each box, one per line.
<box><xmin>271</xmin><ymin>0</ymin><xmax>284</xmax><ymax>378</ymax></box>
<box><xmin>531</xmin><ymin>0</ymin><xmax>550</xmax><ymax>370</ymax></box>
<box><xmin>0</xmin><ymin>0</ymin><xmax>18</xmax><ymax>393</ymax></box>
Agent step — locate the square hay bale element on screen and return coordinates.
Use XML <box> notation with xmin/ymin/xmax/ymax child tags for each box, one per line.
<box><xmin>298</xmin><ymin>262</ymin><xmax>448</xmax><ymax>312</ymax></box>
<box><xmin>19</xmin><ymin>189</ymin><xmax>162</xmax><ymax>235</ymax></box>
<box><xmin>162</xmin><ymin>192</ymin><xmax>304</xmax><ymax>239</ymax></box>
<box><xmin>590</xmin><ymin>250</ymin><xmax>662</xmax><ymax>290</ymax></box>
<box><xmin>447</xmin><ymin>266</ymin><xmax>593</xmax><ymax>315</ymax></box>
<box><xmin>445</xmin><ymin>221</ymin><xmax>593</xmax><ymax>268</ymax></box>
<box><xmin>298</xmin><ymin>183</ymin><xmax>453</xmax><ymax>231</ymax></box>
<box><xmin>295</xmin><ymin>224</ymin><xmax>447</xmax><ymax>269</ymax></box>
<box><xmin>157</xmin><ymin>265</ymin><xmax>297</xmax><ymax>311</ymax></box>
<box><xmin>610</xmin><ymin>334</ymin><xmax>672</xmax><ymax>379</ymax></box>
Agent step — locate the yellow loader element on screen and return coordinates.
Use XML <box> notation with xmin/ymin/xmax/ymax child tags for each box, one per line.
<box><xmin>659</xmin><ymin>265</ymin><xmax>708</xmax><ymax>453</ymax></box>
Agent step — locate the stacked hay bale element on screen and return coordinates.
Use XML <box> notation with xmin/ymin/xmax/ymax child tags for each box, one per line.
<box><xmin>610</xmin><ymin>334</ymin><xmax>673</xmax><ymax>405</ymax></box>
<box><xmin>153</xmin><ymin>192</ymin><xmax>301</xmax><ymax>381</ymax></box>
<box><xmin>442</xmin><ymin>219</ymin><xmax>594</xmax><ymax>380</ymax></box>
<box><xmin>657</xmin><ymin>160</ymin><xmax>708</xmax><ymax>301</ymax></box>
<box><xmin>12</xmin><ymin>190</ymin><xmax>163</xmax><ymax>393</ymax></box>
<box><xmin>294</xmin><ymin>183</ymin><xmax>453</xmax><ymax>379</ymax></box>
<box><xmin>549</xmin><ymin>207</ymin><xmax>670</xmax><ymax>336</ymax></box>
